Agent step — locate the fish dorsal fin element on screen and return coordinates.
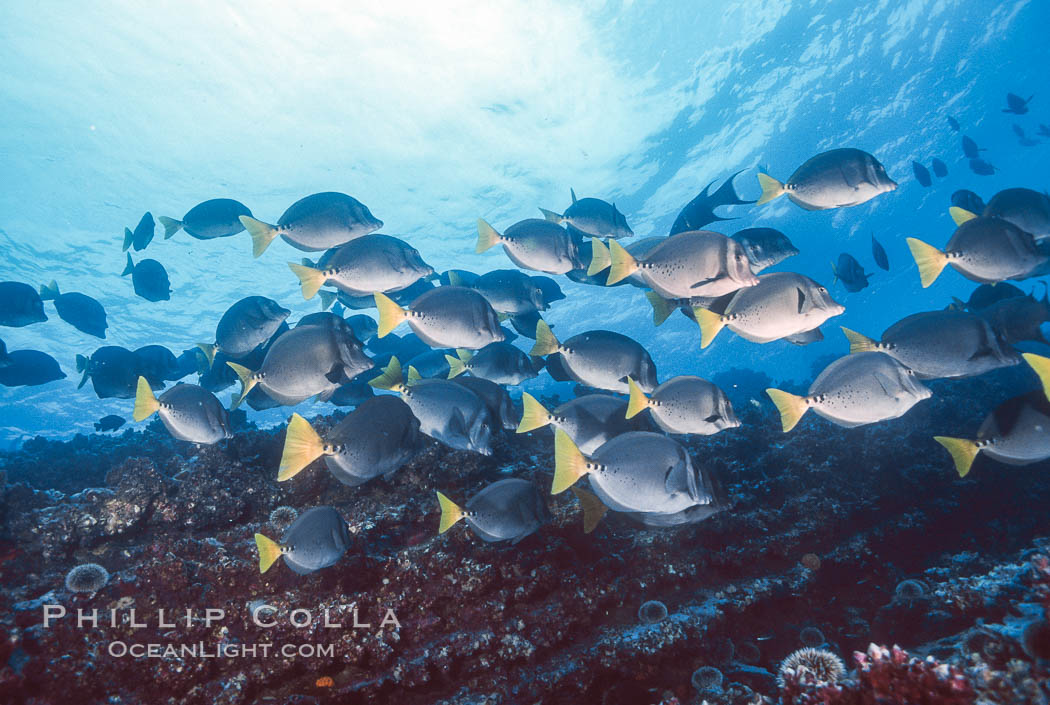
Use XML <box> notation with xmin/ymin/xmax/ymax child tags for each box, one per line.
<box><xmin>796</xmin><ymin>287</ymin><xmax>806</xmax><ymax>314</ymax></box>
<box><xmin>570</xmin><ymin>188</ymin><xmax>578</xmax><ymax>204</ymax></box>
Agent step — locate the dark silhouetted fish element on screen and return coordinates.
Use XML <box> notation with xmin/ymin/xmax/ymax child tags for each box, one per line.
<box><xmin>77</xmin><ymin>346</ymin><xmax>148</xmax><ymax>398</ymax></box>
<box><xmin>405</xmin><ymin>348</ymin><xmax>453</xmax><ymax>379</ymax></box>
<box><xmin>912</xmin><ymin>161</ymin><xmax>932</xmax><ymax>187</ymax></box>
<box><xmin>831</xmin><ymin>253</ymin><xmax>870</xmax><ymax>292</ymax></box>
<box><xmin>935</xmin><ymin>390</ymin><xmax>1050</xmax><ymax>478</ymax></box>
<box><xmin>530</xmin><ymin>275</ymin><xmax>565</xmax><ymax>305</ymax></box>
<box><xmin>345</xmin><ymin>314</ymin><xmax>378</xmax><ymax>342</ymax></box>
<box><xmin>961</xmin><ymin>136</ymin><xmax>984</xmax><ymax>159</ymax></box>
<box><xmin>0</xmin><ymin>338</ymin><xmax>9</xmax><ymax>368</ymax></box>
<box><xmin>94</xmin><ymin>415</ymin><xmax>125</xmax><ymax>432</ymax></box>
<box><xmin>468</xmin><ymin>269</ymin><xmax>546</xmax><ymax>315</ymax></box>
<box><xmin>951</xmin><ymin>189</ymin><xmax>986</xmax><ymax>214</ymax></box>
<box><xmin>871</xmin><ymin>234</ymin><xmax>889</xmax><ymax>270</ymax></box>
<box><xmin>159</xmin><ymin>198</ymin><xmax>252</xmax><ymax>240</ymax></box>
<box><xmin>38</xmin><ymin>281</ymin><xmax>107</xmax><ymax>338</ymax></box>
<box><xmin>254</xmin><ymin>506</ymin><xmax>351</xmax><ymax>575</ymax></box>
<box><xmin>1013</xmin><ymin>123</ymin><xmax>1026</xmax><ymax>138</ymax></box>
<box><xmin>669</xmin><ymin>170</ymin><xmax>754</xmax><ymax>234</ymax></box>
<box><xmin>540</xmin><ymin>189</ymin><xmax>634</xmax><ymax>240</ymax></box>
<box><xmin>931</xmin><ymin>158</ymin><xmax>948</xmax><ymax>178</ymax></box>
<box><xmin>757</xmin><ymin>149</ymin><xmax>897</xmax><ymax>210</ymax></box>
<box><xmin>134</xmin><ymin>345</ymin><xmax>181</xmax><ymax>384</ymax></box>
<box><xmin>969</xmin><ymin>158</ymin><xmax>997</xmax><ymax>176</ymax></box>
<box><xmin>328</xmin><ymin>378</ymin><xmax>375</xmax><ymax>407</ymax></box>
<box><xmin>508</xmin><ymin>310</ymin><xmax>545</xmax><ymax>340</ymax></box>
<box><xmin>122</xmin><ymin>212</ymin><xmax>155</xmax><ymax>252</ymax></box>
<box><xmin>122</xmin><ymin>254</ymin><xmax>171</xmax><ymax>302</ymax></box>
<box><xmin>983</xmin><ymin>188</ymin><xmax>1050</xmax><ymax>242</ymax></box>
<box><xmin>241</xmin><ymin>192</ymin><xmax>383</xmax><ymax>257</ymax></box>
<box><xmin>0</xmin><ymin>350</ymin><xmax>65</xmax><ymax>387</ymax></box>
<box><xmin>947</xmin><ymin>116</ymin><xmax>960</xmax><ymax>132</ymax></box>
<box><xmin>1039</xmin><ymin>124</ymin><xmax>1050</xmax><ymax>138</ymax></box>
<box><xmin>731</xmin><ymin>227</ymin><xmax>799</xmax><ymax>272</ymax></box>
<box><xmin>974</xmin><ymin>291</ymin><xmax>1050</xmax><ymax>345</ymax></box>
<box><xmin>0</xmin><ymin>282</ymin><xmax>47</xmax><ymax>327</ymax></box>
<box><xmin>958</xmin><ymin>282</ymin><xmax>1025</xmax><ymax>311</ymax></box>
<box><xmin>438</xmin><ymin>269</ymin><xmax>481</xmax><ymax>288</ymax></box>
<box><xmin>1003</xmin><ymin>92</ymin><xmax>1033</xmax><ymax>114</ymax></box>
<box><xmin>437</xmin><ymin>479</ymin><xmax>550</xmax><ymax>543</ymax></box>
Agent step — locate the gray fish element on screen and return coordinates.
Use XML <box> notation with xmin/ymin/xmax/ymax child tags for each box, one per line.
<box><xmin>36</xmin><ymin>281</ymin><xmax>106</xmax><ymax>338</ymax></box>
<box><xmin>509</xmin><ymin>310</ymin><xmax>545</xmax><ymax>340</ymax></box>
<box><xmin>531</xmin><ymin>321</ymin><xmax>657</xmax><ymax>394</ymax></box>
<box><xmin>134</xmin><ymin>345</ymin><xmax>181</xmax><ymax>384</ymax></box>
<box><xmin>227</xmin><ymin>323</ymin><xmax>372</xmax><ymax>408</ymax></box>
<box><xmin>121</xmin><ymin>254</ymin><xmax>171</xmax><ymax>302</ymax></box>
<box><xmin>936</xmin><ymin>390</ymin><xmax>1050</xmax><ymax>477</ymax></box>
<box><xmin>732</xmin><ymin>227</ymin><xmax>799</xmax><ymax>272</ymax></box>
<box><xmin>0</xmin><ymin>350</ymin><xmax>65</xmax><ymax>387</ymax></box>
<box><xmin>404</xmin><ymin>348</ymin><xmax>453</xmax><ymax>379</ymax></box>
<box><xmin>469</xmin><ymin>269</ymin><xmax>546</xmax><ymax>315</ymax></box>
<box><xmin>199</xmin><ymin>296</ymin><xmax>290</xmax><ymax>365</ymax></box>
<box><xmin>539</xmin><ymin>189</ymin><xmax>633</xmax><ymax>240</ymax></box>
<box><xmin>94</xmin><ymin>415</ymin><xmax>125</xmax><ymax>432</ymax></box>
<box><xmin>958</xmin><ymin>282</ymin><xmax>1026</xmax><ymax>311</ymax></box>
<box><xmin>530</xmin><ymin>276</ymin><xmax>565</xmax><ymax>305</ymax></box>
<box><xmin>1003</xmin><ymin>92</ymin><xmax>1033</xmax><ymax>115</ymax></box>
<box><xmin>962</xmin><ymin>136</ymin><xmax>984</xmax><ymax>159</ymax></box>
<box><xmin>694</xmin><ymin>272</ymin><xmax>843</xmax><ymax>348</ymax></box>
<box><xmin>328</xmin><ymin>378</ymin><xmax>375</xmax><ymax>407</ymax></box>
<box><xmin>832</xmin><ymin>253</ymin><xmax>870</xmax><ymax>293</ymax></box>
<box><xmin>369</xmin><ymin>357</ymin><xmax>495</xmax><ymax>455</ymax></box>
<box><xmin>912</xmin><ymin>161</ymin><xmax>932</xmax><ymax>187</ymax></box>
<box><xmin>76</xmin><ymin>346</ymin><xmax>147</xmax><ymax>398</ymax></box>
<box><xmin>669</xmin><ymin>170</ymin><xmax>755</xmax><ymax>234</ymax></box>
<box><xmin>553</xmin><ymin>431</ymin><xmax>712</xmax><ymax>516</ymax></box>
<box><xmin>931</xmin><ymin>159</ymin><xmax>948</xmax><ymax>178</ymax></box>
<box><xmin>295</xmin><ymin>311</ymin><xmax>351</xmax><ymax>332</ymax></box>
<box><xmin>374</xmin><ymin>286</ymin><xmax>503</xmax><ymax>349</ymax></box>
<box><xmin>974</xmin><ymin>292</ymin><xmax>1050</xmax><ymax>345</ymax></box>
<box><xmin>122</xmin><ymin>212</ymin><xmax>155</xmax><ymax>252</ymax></box>
<box><xmin>277</xmin><ymin>396</ymin><xmax>424</xmax><ymax>484</ymax></box>
<box><xmin>907</xmin><ymin>215</ymin><xmax>1047</xmax><ymax>287</ymax></box>
<box><xmin>871</xmin><ymin>235</ymin><xmax>889</xmax><ymax>271</ymax></box>
<box><xmin>241</xmin><ymin>192</ymin><xmax>383</xmax><ymax>257</ymax></box>
<box><xmin>451</xmin><ymin>375</ymin><xmax>518</xmax><ymax>431</ymax></box>
<box><xmin>447</xmin><ymin>342</ymin><xmax>538</xmax><ymax>385</ymax></box>
<box><xmin>0</xmin><ymin>281</ymin><xmax>47</xmax><ymax>327</ymax></box>
<box><xmin>438</xmin><ymin>269</ymin><xmax>481</xmax><ymax>287</ymax></box>
<box><xmin>133</xmin><ymin>378</ymin><xmax>231</xmax><ymax>444</ymax></box>
<box><xmin>626</xmin><ymin>375</ymin><xmax>739</xmax><ymax>435</ymax></box>
<box><xmin>969</xmin><ymin>158</ymin><xmax>997</xmax><ymax>176</ymax></box>
<box><xmin>982</xmin><ymin>188</ymin><xmax>1050</xmax><ymax>242</ymax></box>
<box><xmin>345</xmin><ymin>314</ymin><xmax>378</xmax><ymax>342</ymax></box>
<box><xmin>766</xmin><ymin>351</ymin><xmax>931</xmax><ymax>431</ymax></box>
<box><xmin>255</xmin><ymin>506</ymin><xmax>351</xmax><ymax>575</ymax></box>
<box><xmin>159</xmin><ymin>198</ymin><xmax>252</xmax><ymax>240</ymax></box>
<box><xmin>597</xmin><ymin>230</ymin><xmax>759</xmax><ymax>298</ymax></box>
<box><xmin>842</xmin><ymin>310</ymin><xmax>1019</xmax><ymax>379</ymax></box>
<box><xmin>476</xmin><ymin>218</ymin><xmax>581</xmax><ymax>274</ymax></box>
<box><xmin>437</xmin><ymin>478</ymin><xmax>550</xmax><ymax>543</ymax></box>
<box><xmin>288</xmin><ymin>234</ymin><xmax>433</xmax><ymax>300</ymax></box>
<box><xmin>1040</xmin><ymin>124</ymin><xmax>1050</xmax><ymax>139</ymax></box>
<box><xmin>517</xmin><ymin>392</ymin><xmax>646</xmax><ymax>454</ymax></box>
<box><xmin>757</xmin><ymin>149</ymin><xmax>897</xmax><ymax>210</ymax></box>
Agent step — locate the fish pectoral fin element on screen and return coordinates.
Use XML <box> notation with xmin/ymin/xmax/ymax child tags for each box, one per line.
<box><xmin>796</xmin><ymin>287</ymin><xmax>807</xmax><ymax>314</ymax></box>
<box><xmin>689</xmin><ymin>277</ymin><xmax>718</xmax><ymax>290</ymax></box>
<box><xmin>324</xmin><ymin>364</ymin><xmax>346</xmax><ymax>384</ymax></box>
<box><xmin>873</xmin><ymin>372</ymin><xmax>895</xmax><ymax>397</ymax></box>
<box><xmin>446</xmin><ymin>408</ymin><xmax>469</xmax><ymax>438</ymax></box>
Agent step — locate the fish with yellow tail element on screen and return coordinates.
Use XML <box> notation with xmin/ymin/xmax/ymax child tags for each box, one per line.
<box><xmin>254</xmin><ymin>506</ymin><xmax>351</xmax><ymax>575</ymax></box>
<box><xmin>934</xmin><ymin>390</ymin><xmax>1050</xmax><ymax>477</ymax></box>
<box><xmin>435</xmin><ymin>479</ymin><xmax>549</xmax><ymax>543</ymax></box>
<box><xmin>286</xmin><ymin>234</ymin><xmax>432</xmax><ymax>300</ymax></box>
<box><xmin>1024</xmin><ymin>353</ymin><xmax>1050</xmax><ymax>400</ymax></box>
<box><xmin>516</xmin><ymin>392</ymin><xmax>643</xmax><ymax>454</ymax></box>
<box><xmin>530</xmin><ymin>320</ymin><xmax>657</xmax><ymax>394</ymax></box>
<box><xmin>133</xmin><ymin>376</ymin><xmax>231</xmax><ymax>444</ymax></box>
<box><xmin>373</xmin><ymin>286</ymin><xmax>503</xmax><ymax>349</ymax></box>
<box><xmin>756</xmin><ymin>149</ymin><xmax>897</xmax><ymax>210</ymax></box>
<box><xmin>475</xmin><ymin>218</ymin><xmax>581</xmax><ymax>274</ymax></box>
<box><xmin>239</xmin><ymin>192</ymin><xmax>382</xmax><ymax>257</ymax></box>
<box><xmin>626</xmin><ymin>376</ymin><xmax>738</xmax><ymax>435</ymax></box>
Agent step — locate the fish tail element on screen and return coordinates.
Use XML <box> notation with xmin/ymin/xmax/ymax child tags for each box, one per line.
<box><xmin>587</xmin><ymin>237</ymin><xmax>611</xmax><ymax>276</ymax></box>
<box><xmin>516</xmin><ymin>392</ymin><xmax>551</xmax><ymax>433</ymax></box>
<box><xmin>158</xmin><ymin>216</ymin><xmax>183</xmax><ymax>239</ymax></box>
<box><xmin>254</xmin><ymin>533</ymin><xmax>283</xmax><ymax>574</ymax></box>
<box><xmin>625</xmin><ymin>377</ymin><xmax>650</xmax><ymax>419</ymax></box>
<box><xmin>446</xmin><ymin>349</ymin><xmax>472</xmax><ymax>378</ymax></box>
<box><xmin>240</xmin><ymin>215</ymin><xmax>279</xmax><ymax>258</ymax></box>
<box><xmin>121</xmin><ymin>253</ymin><xmax>135</xmax><ymax>276</ymax></box>
<box><xmin>693</xmin><ymin>307</ymin><xmax>726</xmax><ymax>349</ymax></box>
<box><xmin>840</xmin><ymin>326</ymin><xmax>877</xmax><ymax>354</ymax></box>
<box><xmin>476</xmin><ymin>218</ymin><xmax>503</xmax><ymax>253</ymax></box>
<box><xmin>933</xmin><ymin>436</ymin><xmax>980</xmax><ymax>477</ymax></box>
<box><xmin>226</xmin><ymin>361</ymin><xmax>257</xmax><ymax>410</ymax></box>
<box><xmin>570</xmin><ymin>486</ymin><xmax>608</xmax><ymax>534</ymax></box>
<box><xmin>445</xmin><ymin>270</ymin><xmax>464</xmax><ymax>287</ymax></box>
<box><xmin>949</xmin><ymin>206</ymin><xmax>978</xmax><ymax>226</ymax></box>
<box><xmin>538</xmin><ymin>208</ymin><xmax>564</xmax><ymax>224</ymax></box>
<box><xmin>75</xmin><ymin>354</ymin><xmax>88</xmax><ymax>374</ymax></box>
<box><xmin>318</xmin><ymin>290</ymin><xmax>337</xmax><ymax>311</ymax></box>
<box><xmin>122</xmin><ymin>227</ymin><xmax>134</xmax><ymax>252</ymax></box>
<box><xmin>552</xmin><ymin>429</ymin><xmax>589</xmax><ymax>494</ymax></box>
<box><xmin>1022</xmin><ymin>353</ymin><xmax>1050</xmax><ymax>401</ymax></box>
<box><xmin>906</xmin><ymin>237</ymin><xmax>948</xmax><ymax>288</ymax></box>
<box><xmin>133</xmin><ymin>376</ymin><xmax>160</xmax><ymax>422</ymax></box>
<box><xmin>406</xmin><ymin>365</ymin><xmax>422</xmax><ymax>385</ymax></box>
<box><xmin>436</xmin><ymin>491</ymin><xmax>464</xmax><ymax>533</ymax></box>
<box><xmin>755</xmin><ymin>173</ymin><xmax>785</xmax><ymax>205</ymax></box>
<box><xmin>765</xmin><ymin>388</ymin><xmax>809</xmax><ymax>432</ymax></box>
<box><xmin>830</xmin><ymin>260</ymin><xmax>839</xmax><ymax>285</ymax></box>
<box><xmin>374</xmin><ymin>291</ymin><xmax>408</xmax><ymax>337</ymax></box>
<box><xmin>646</xmin><ymin>292</ymin><xmax>674</xmax><ymax>327</ymax></box>
<box><xmin>287</xmin><ymin>262</ymin><xmax>327</xmax><ymax>300</ymax></box>
<box><xmin>606</xmin><ymin>239</ymin><xmax>637</xmax><ymax>285</ymax></box>
<box><xmin>196</xmin><ymin>343</ymin><xmax>217</xmax><ymax>368</ymax></box>
<box><xmin>530</xmin><ymin>319</ymin><xmax>561</xmax><ymax>356</ymax></box>
<box><xmin>38</xmin><ymin>280</ymin><xmax>59</xmax><ymax>300</ymax></box>
<box><xmin>278</xmin><ymin>413</ymin><xmax>326</xmax><ymax>481</ymax></box>
<box><xmin>368</xmin><ymin>356</ymin><xmax>404</xmax><ymax>391</ymax></box>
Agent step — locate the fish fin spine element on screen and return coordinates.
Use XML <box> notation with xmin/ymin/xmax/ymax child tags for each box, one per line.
<box><xmin>133</xmin><ymin>376</ymin><xmax>160</xmax><ymax>422</ymax></box>
<box><xmin>277</xmin><ymin>413</ymin><xmax>326</xmax><ymax>481</ymax></box>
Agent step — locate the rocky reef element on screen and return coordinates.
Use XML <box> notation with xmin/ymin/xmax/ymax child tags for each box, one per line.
<box><xmin>2</xmin><ymin>364</ymin><xmax>1050</xmax><ymax>704</ymax></box>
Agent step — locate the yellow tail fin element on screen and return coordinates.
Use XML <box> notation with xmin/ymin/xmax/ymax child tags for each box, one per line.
<box><xmin>406</xmin><ymin>366</ymin><xmax>422</xmax><ymax>385</ymax></box>
<box><xmin>196</xmin><ymin>343</ymin><xmax>217</xmax><ymax>367</ymax></box>
<box><xmin>625</xmin><ymin>377</ymin><xmax>650</xmax><ymax>419</ymax></box>
<box><xmin>158</xmin><ymin>216</ymin><xmax>182</xmax><ymax>239</ymax></box>
<box><xmin>530</xmin><ymin>319</ymin><xmax>561</xmax><ymax>356</ymax></box>
<box><xmin>239</xmin><ymin>216</ymin><xmax>279</xmax><ymax>258</ymax></box>
<box><xmin>538</xmin><ymin>208</ymin><xmax>564</xmax><ymax>224</ymax></box>
<box><xmin>571</xmin><ymin>486</ymin><xmax>608</xmax><ymax>534</ymax></box>
<box><xmin>436</xmin><ymin>491</ymin><xmax>464</xmax><ymax>533</ymax></box>
<box><xmin>693</xmin><ymin>307</ymin><xmax>726</xmax><ymax>349</ymax></box>
<box><xmin>756</xmin><ymin>173</ymin><xmax>785</xmax><ymax>206</ymax></box>
<box><xmin>278</xmin><ymin>413</ymin><xmax>326</xmax><ymax>481</ymax></box>
<box><xmin>374</xmin><ymin>291</ymin><xmax>408</xmax><ymax>337</ymax></box>
<box><xmin>588</xmin><ymin>237</ymin><xmax>611</xmax><ymax>276</ymax></box>
<box><xmin>646</xmin><ymin>291</ymin><xmax>674</xmax><ymax>326</ymax></box>
<box><xmin>906</xmin><ymin>237</ymin><xmax>948</xmax><ymax>288</ymax></box>
<box><xmin>254</xmin><ymin>533</ymin><xmax>283</xmax><ymax>573</ymax></box>
<box><xmin>552</xmin><ymin>429</ymin><xmax>589</xmax><ymax>494</ymax></box>
<box><xmin>133</xmin><ymin>376</ymin><xmax>160</xmax><ymax>422</ymax></box>
<box><xmin>226</xmin><ymin>362</ymin><xmax>257</xmax><ymax>410</ymax></box>
<box><xmin>517</xmin><ymin>392</ymin><xmax>551</xmax><ymax>433</ymax></box>
<box><xmin>606</xmin><ymin>239</ymin><xmax>638</xmax><ymax>286</ymax></box>
<box><xmin>288</xmin><ymin>262</ymin><xmax>327</xmax><ymax>300</ymax></box>
<box><xmin>949</xmin><ymin>206</ymin><xmax>978</xmax><ymax>226</ymax></box>
<box><xmin>840</xmin><ymin>327</ymin><xmax>878</xmax><ymax>354</ymax></box>
<box><xmin>933</xmin><ymin>436</ymin><xmax>980</xmax><ymax>477</ymax></box>
<box><xmin>368</xmin><ymin>356</ymin><xmax>404</xmax><ymax>391</ymax></box>
<box><xmin>765</xmin><ymin>388</ymin><xmax>809</xmax><ymax>432</ymax></box>
<box><xmin>446</xmin><ymin>349</ymin><xmax>472</xmax><ymax>378</ymax></box>
<box><xmin>1022</xmin><ymin>353</ymin><xmax>1050</xmax><ymax>401</ymax></box>
<box><xmin>476</xmin><ymin>218</ymin><xmax>502</xmax><ymax>253</ymax></box>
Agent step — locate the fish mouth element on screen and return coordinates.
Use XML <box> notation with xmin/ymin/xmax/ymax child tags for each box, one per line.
<box><xmin>886</xmin><ymin>180</ymin><xmax>899</xmax><ymax>191</ymax></box>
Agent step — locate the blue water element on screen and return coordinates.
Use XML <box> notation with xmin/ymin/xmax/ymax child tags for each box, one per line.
<box><xmin>0</xmin><ymin>0</ymin><xmax>1046</xmax><ymax>442</ymax></box>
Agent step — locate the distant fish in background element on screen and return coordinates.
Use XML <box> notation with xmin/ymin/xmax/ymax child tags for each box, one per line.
<box><xmin>961</xmin><ymin>135</ymin><xmax>985</xmax><ymax>159</ymax></box>
<box><xmin>971</xmin><ymin>288</ymin><xmax>1050</xmax><ymax>345</ymax></box>
<box><xmin>947</xmin><ymin>116</ymin><xmax>961</xmax><ymax>132</ymax></box>
<box><xmin>121</xmin><ymin>254</ymin><xmax>171</xmax><ymax>302</ymax></box>
<box><xmin>831</xmin><ymin>253</ymin><xmax>870</xmax><ymax>292</ymax></box>
<box><xmin>94</xmin><ymin>414</ymin><xmax>125</xmax><ymax>432</ymax></box>
<box><xmin>0</xmin><ymin>349</ymin><xmax>65</xmax><ymax>387</ymax></box>
<box><xmin>1039</xmin><ymin>124</ymin><xmax>1050</xmax><ymax>138</ymax></box>
<box><xmin>668</xmin><ymin>169</ymin><xmax>755</xmax><ymax>234</ymax></box>
<box><xmin>935</xmin><ymin>390</ymin><xmax>1050</xmax><ymax>478</ymax></box>
<box><xmin>955</xmin><ymin>282</ymin><xmax>1026</xmax><ymax>312</ymax></box>
<box><xmin>0</xmin><ymin>281</ymin><xmax>47</xmax><ymax>327</ymax></box>
<box><xmin>951</xmin><ymin>189</ymin><xmax>986</xmax><ymax>215</ymax></box>
<box><xmin>254</xmin><ymin>506</ymin><xmax>351</xmax><ymax>575</ymax></box>
<box><xmin>1003</xmin><ymin>92</ymin><xmax>1033</xmax><ymax>115</ymax></box>
<box><xmin>240</xmin><ymin>192</ymin><xmax>383</xmax><ymax>257</ymax></box>
<box><xmin>871</xmin><ymin>234</ymin><xmax>889</xmax><ymax>270</ymax></box>
<box><xmin>540</xmin><ymin>188</ymin><xmax>634</xmax><ymax>240</ymax></box>
<box><xmin>38</xmin><ymin>281</ymin><xmax>107</xmax><ymax>338</ymax></box>
<box><xmin>122</xmin><ymin>212</ymin><xmax>155</xmax><ymax>252</ymax></box>
<box><xmin>158</xmin><ymin>198</ymin><xmax>252</xmax><ymax>240</ymax></box>
<box><xmin>757</xmin><ymin>149</ymin><xmax>897</xmax><ymax>210</ymax></box>
<box><xmin>931</xmin><ymin>158</ymin><xmax>948</xmax><ymax>178</ymax></box>
<box><xmin>968</xmin><ymin>158</ymin><xmax>998</xmax><ymax>176</ymax></box>
<box><xmin>731</xmin><ymin>227</ymin><xmax>799</xmax><ymax>272</ymax></box>
<box><xmin>77</xmin><ymin>345</ymin><xmax>148</xmax><ymax>398</ymax></box>
<box><xmin>912</xmin><ymin>161</ymin><xmax>932</xmax><ymax>187</ymax></box>
<box><xmin>1012</xmin><ymin>123</ymin><xmax>1040</xmax><ymax>146</ymax></box>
